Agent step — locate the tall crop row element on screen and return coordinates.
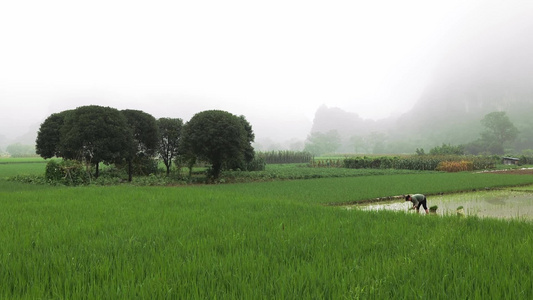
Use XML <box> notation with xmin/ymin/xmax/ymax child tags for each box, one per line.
<box><xmin>436</xmin><ymin>160</ymin><xmax>473</xmax><ymax>172</ymax></box>
<box><xmin>309</xmin><ymin>159</ymin><xmax>344</xmax><ymax>168</ymax></box>
<box><xmin>256</xmin><ymin>151</ymin><xmax>314</xmax><ymax>164</ymax></box>
<box><xmin>344</xmin><ymin>155</ymin><xmax>497</xmax><ymax>171</ymax></box>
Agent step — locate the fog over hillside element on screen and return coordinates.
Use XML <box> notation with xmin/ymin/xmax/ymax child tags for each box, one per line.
<box><xmin>413</xmin><ymin>17</ymin><xmax>533</xmax><ymax>116</ymax></box>
<box><xmin>306</xmin><ymin>13</ymin><xmax>533</xmax><ymax>154</ymax></box>
<box><xmin>395</xmin><ymin>15</ymin><xmax>533</xmax><ymax>150</ymax></box>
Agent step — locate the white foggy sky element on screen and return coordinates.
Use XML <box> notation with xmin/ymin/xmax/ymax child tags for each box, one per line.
<box><xmin>0</xmin><ymin>0</ymin><xmax>531</xmax><ymax>141</ymax></box>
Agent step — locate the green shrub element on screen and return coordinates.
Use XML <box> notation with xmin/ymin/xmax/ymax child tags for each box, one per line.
<box><xmin>245</xmin><ymin>156</ymin><xmax>266</xmax><ymax>171</ymax></box>
<box><xmin>429</xmin><ymin>143</ymin><xmax>464</xmax><ymax>155</ymax></box>
<box><xmin>45</xmin><ymin>159</ymin><xmax>90</xmax><ymax>186</ymax></box>
<box><xmin>518</xmin><ymin>155</ymin><xmax>533</xmax><ymax>165</ymax></box>
<box><xmin>471</xmin><ymin>156</ymin><xmax>497</xmax><ymax>169</ymax></box>
<box><xmin>45</xmin><ymin>159</ymin><xmax>63</xmax><ymax>182</ymax></box>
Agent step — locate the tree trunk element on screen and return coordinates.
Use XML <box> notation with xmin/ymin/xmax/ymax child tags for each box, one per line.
<box><xmin>95</xmin><ymin>162</ymin><xmax>100</xmax><ymax>179</ymax></box>
<box><xmin>128</xmin><ymin>160</ymin><xmax>133</xmax><ymax>182</ymax></box>
<box><xmin>211</xmin><ymin>161</ymin><xmax>222</xmax><ymax>180</ymax></box>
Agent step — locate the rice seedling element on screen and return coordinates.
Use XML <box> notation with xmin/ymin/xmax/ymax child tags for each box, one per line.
<box><xmin>2</xmin><ymin>160</ymin><xmax>533</xmax><ymax>298</ymax></box>
<box><xmin>0</xmin><ymin>159</ymin><xmax>47</xmax><ymax>178</ymax></box>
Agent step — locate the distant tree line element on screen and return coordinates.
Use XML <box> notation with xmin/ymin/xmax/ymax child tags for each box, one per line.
<box><xmin>418</xmin><ymin>112</ymin><xmax>519</xmax><ymax>156</ymax></box>
<box><xmin>4</xmin><ymin>143</ymin><xmax>38</xmax><ymax>157</ymax></box>
<box><xmin>462</xmin><ymin>111</ymin><xmax>519</xmax><ymax>155</ymax></box>
<box><xmin>304</xmin><ymin>111</ymin><xmax>521</xmax><ymax>156</ymax></box>
<box><xmin>35</xmin><ymin>105</ymin><xmax>257</xmax><ymax>182</ymax></box>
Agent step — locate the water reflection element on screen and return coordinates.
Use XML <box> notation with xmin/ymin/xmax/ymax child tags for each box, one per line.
<box><xmin>352</xmin><ymin>187</ymin><xmax>533</xmax><ymax>221</ymax></box>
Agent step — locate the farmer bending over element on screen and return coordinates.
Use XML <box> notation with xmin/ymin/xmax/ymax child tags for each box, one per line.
<box><xmin>405</xmin><ymin>194</ymin><xmax>429</xmax><ymax>214</ymax></box>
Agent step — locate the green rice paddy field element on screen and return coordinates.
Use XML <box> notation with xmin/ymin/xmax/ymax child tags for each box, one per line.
<box><xmin>1</xmin><ymin>159</ymin><xmax>533</xmax><ymax>298</ymax></box>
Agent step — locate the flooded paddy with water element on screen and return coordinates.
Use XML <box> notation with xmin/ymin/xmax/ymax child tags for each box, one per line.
<box><xmin>351</xmin><ymin>185</ymin><xmax>533</xmax><ymax>221</ymax></box>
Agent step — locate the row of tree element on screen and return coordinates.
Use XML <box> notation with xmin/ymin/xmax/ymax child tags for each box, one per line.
<box><xmin>417</xmin><ymin>111</ymin><xmax>519</xmax><ymax>155</ymax></box>
<box><xmin>303</xmin><ymin>111</ymin><xmax>520</xmax><ymax>155</ymax></box>
<box><xmin>2</xmin><ymin>143</ymin><xmax>37</xmax><ymax>157</ymax></box>
<box><xmin>36</xmin><ymin>105</ymin><xmax>255</xmax><ymax>181</ymax></box>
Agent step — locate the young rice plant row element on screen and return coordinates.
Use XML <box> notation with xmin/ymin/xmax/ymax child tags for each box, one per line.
<box><xmin>1</xmin><ymin>161</ymin><xmax>533</xmax><ymax>298</ymax></box>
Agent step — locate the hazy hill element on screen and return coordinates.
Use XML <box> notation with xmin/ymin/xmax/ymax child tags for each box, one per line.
<box><xmin>310</xmin><ymin>105</ymin><xmax>381</xmax><ymax>137</ymax></box>
<box><xmin>397</xmin><ymin>17</ymin><xmax>533</xmax><ymax>150</ymax></box>
<box><xmin>309</xmin><ymin>17</ymin><xmax>533</xmax><ymax>153</ymax></box>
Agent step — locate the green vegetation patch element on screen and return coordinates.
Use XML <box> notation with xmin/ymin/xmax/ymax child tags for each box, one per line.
<box><xmin>0</xmin><ymin>161</ymin><xmax>47</xmax><ymax>178</ymax></box>
<box><xmin>207</xmin><ymin>172</ymin><xmax>533</xmax><ymax>205</ymax></box>
<box><xmin>0</xmin><ymin>157</ymin><xmax>47</xmax><ymax>164</ymax></box>
<box><xmin>221</xmin><ymin>163</ymin><xmax>422</xmax><ymax>182</ymax></box>
<box><xmin>1</xmin><ymin>181</ymin><xmax>533</xmax><ymax>298</ymax></box>
<box><xmin>3</xmin><ymin>160</ymin><xmax>533</xmax><ymax>298</ymax></box>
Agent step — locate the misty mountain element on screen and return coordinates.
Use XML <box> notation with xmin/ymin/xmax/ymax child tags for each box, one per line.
<box><xmin>0</xmin><ymin>123</ymin><xmax>39</xmax><ymax>154</ymax></box>
<box><xmin>309</xmin><ymin>18</ymin><xmax>533</xmax><ymax>154</ymax></box>
<box><xmin>310</xmin><ymin>105</ymin><xmax>379</xmax><ymax>137</ymax></box>
<box><xmin>308</xmin><ymin>105</ymin><xmax>401</xmax><ymax>153</ymax></box>
<box><xmin>397</xmin><ymin>18</ymin><xmax>533</xmax><ymax>150</ymax></box>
